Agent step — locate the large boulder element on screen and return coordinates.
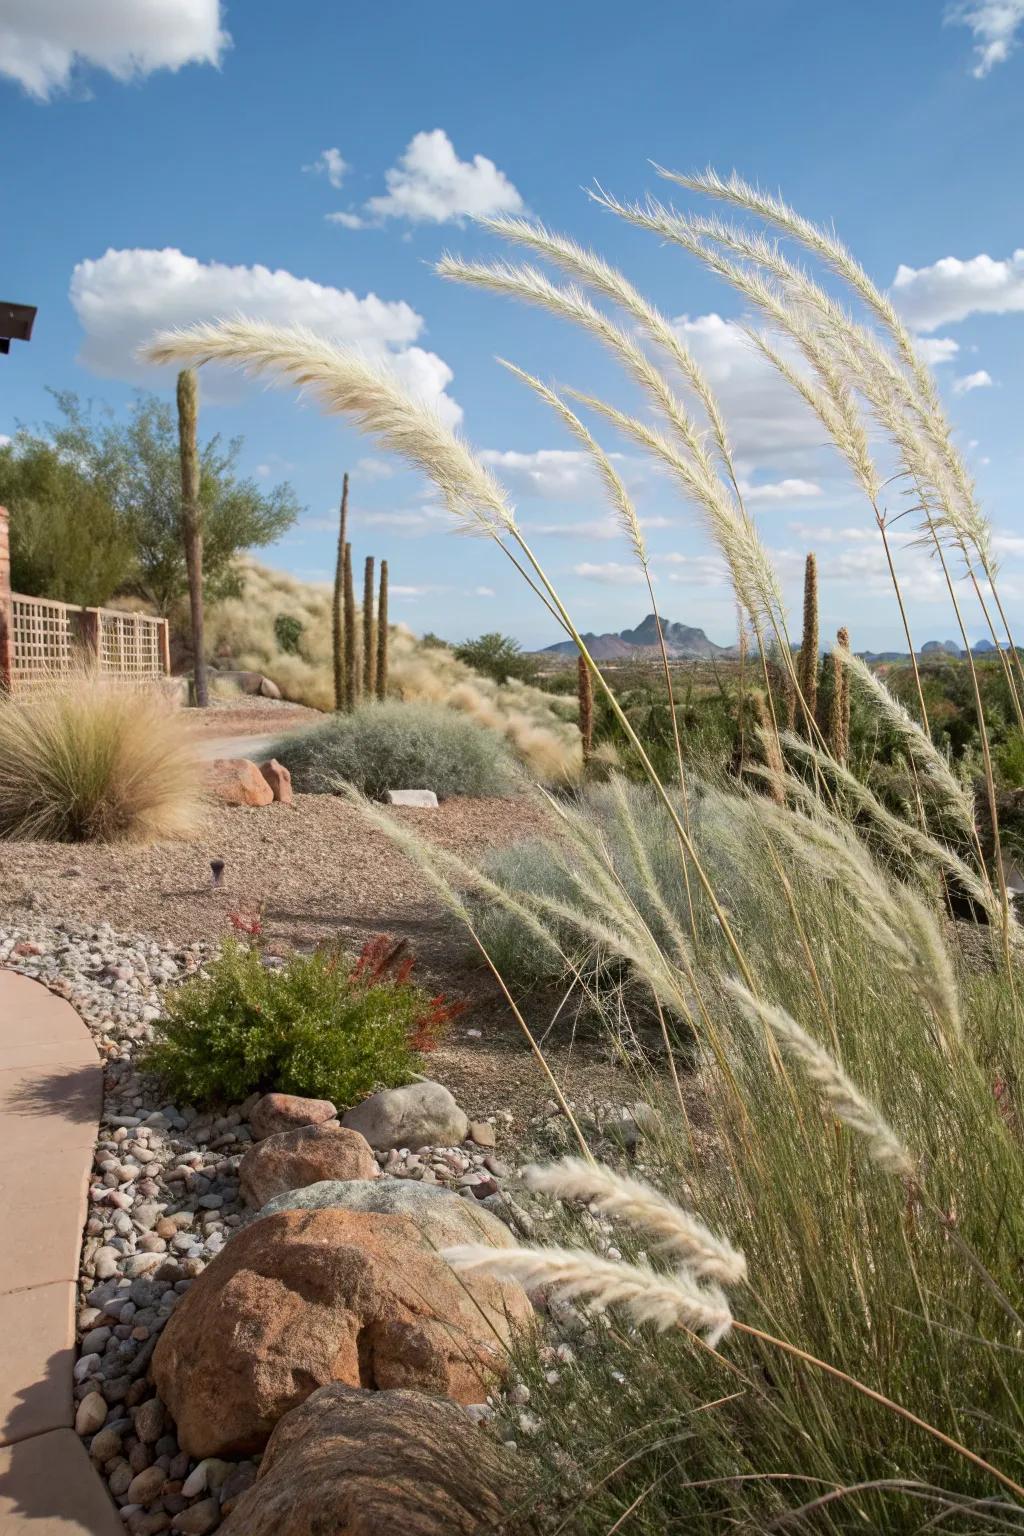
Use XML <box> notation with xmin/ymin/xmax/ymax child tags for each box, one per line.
<box><xmin>341</xmin><ymin>1080</ymin><xmax>468</xmax><ymax>1150</ymax></box>
<box><xmin>208</xmin><ymin>757</ymin><xmax>275</xmax><ymax>807</ymax></box>
<box><xmin>258</xmin><ymin>1177</ymin><xmax>515</xmax><ymax>1249</ymax></box>
<box><xmin>249</xmin><ymin>1092</ymin><xmax>337</xmax><ymax>1140</ymax></box>
<box><xmin>150</xmin><ymin>1206</ymin><xmax>532</xmax><ymax>1458</ymax></box>
<box><xmin>240</xmin><ymin>1124</ymin><xmax>378</xmax><ymax>1208</ymax></box>
<box><xmin>259</xmin><ymin>758</ymin><xmax>293</xmax><ymax>804</ymax></box>
<box><xmin>219</xmin><ymin>1383</ymin><xmax>525</xmax><ymax>1536</ymax></box>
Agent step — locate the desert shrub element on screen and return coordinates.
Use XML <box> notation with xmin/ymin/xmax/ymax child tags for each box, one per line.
<box><xmin>143</xmin><ymin>936</ymin><xmax>451</xmax><ymax>1106</ymax></box>
<box><xmin>203</xmin><ymin>560</ymin><xmax>581</xmax><ymax>782</ymax></box>
<box><xmin>269</xmin><ymin>699</ymin><xmax>522</xmax><ymax>799</ymax></box>
<box><xmin>0</xmin><ymin>676</ymin><xmax>199</xmax><ymax>842</ymax></box>
<box><xmin>273</xmin><ymin>612</ymin><xmax>304</xmax><ymax>655</ymax></box>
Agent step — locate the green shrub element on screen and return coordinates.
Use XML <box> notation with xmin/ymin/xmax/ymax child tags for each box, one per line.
<box><xmin>273</xmin><ymin>612</ymin><xmax>305</xmax><ymax>655</ymax></box>
<box><xmin>454</xmin><ymin>632</ymin><xmax>539</xmax><ymax>686</ymax></box>
<box><xmin>269</xmin><ymin>699</ymin><xmax>521</xmax><ymax>799</ymax></box>
<box><xmin>143</xmin><ymin>938</ymin><xmax>439</xmax><ymax>1106</ymax></box>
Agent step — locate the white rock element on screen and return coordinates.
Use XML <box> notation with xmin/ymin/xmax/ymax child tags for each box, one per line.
<box><xmin>383</xmin><ymin>789</ymin><xmax>439</xmax><ymax>808</ymax></box>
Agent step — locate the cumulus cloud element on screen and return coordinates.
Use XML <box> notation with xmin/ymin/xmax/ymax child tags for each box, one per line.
<box><xmin>356</xmin><ymin>456</ymin><xmax>395</xmax><ymax>481</ymax></box>
<box><xmin>953</xmin><ymin>369</ymin><xmax>993</xmax><ymax>392</ymax></box>
<box><xmin>671</xmin><ymin>313</ymin><xmax>823</xmax><ymax>460</ymax></box>
<box><xmin>946</xmin><ymin>0</ymin><xmax>1024</xmax><ymax>75</ymax></box>
<box><xmin>474</xmin><ymin>586</ymin><xmax>496</xmax><ymax>597</ymax></box>
<box><xmin>573</xmin><ymin>561</ymin><xmax>647</xmax><ymax>586</ymax></box>
<box><xmin>739</xmin><ymin>477</ymin><xmax>822</xmax><ymax>503</ymax></box>
<box><xmin>915</xmin><ymin>336</ymin><xmax>960</xmax><ymax>365</ymax></box>
<box><xmin>328</xmin><ymin>129</ymin><xmax>524</xmax><ymax>229</ymax></box>
<box><xmin>0</xmin><ymin>0</ymin><xmax>228</xmax><ymax>101</ymax></box>
<box><xmin>305</xmin><ymin>147</ymin><xmax>348</xmax><ymax>189</ymax></box>
<box><xmin>70</xmin><ymin>246</ymin><xmax>462</xmax><ymax>424</ymax></box>
<box><xmin>892</xmin><ymin>249</ymin><xmax>1024</xmax><ymax>331</ymax></box>
<box><xmin>480</xmin><ymin>448</ymin><xmax>592</xmax><ymax>498</ymax></box>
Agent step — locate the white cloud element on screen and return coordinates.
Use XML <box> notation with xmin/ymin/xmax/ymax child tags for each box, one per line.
<box><xmin>533</xmin><ymin>517</ymin><xmax>621</xmax><ymax>540</ymax></box>
<box><xmin>953</xmin><ymin>369</ymin><xmax>994</xmax><ymax>393</ymax></box>
<box><xmin>70</xmin><ymin>246</ymin><xmax>462</xmax><ymax>425</ymax></box>
<box><xmin>892</xmin><ymin>249</ymin><xmax>1024</xmax><ymax>330</ymax></box>
<box><xmin>480</xmin><ymin>448</ymin><xmax>591</xmax><ymax>498</ymax></box>
<box><xmin>946</xmin><ymin>0</ymin><xmax>1024</xmax><ymax>75</ymax></box>
<box><xmin>670</xmin><ymin>313</ymin><xmax>824</xmax><ymax>460</ymax></box>
<box><xmin>0</xmin><ymin>434</ymin><xmax>11</xmax><ymax>448</ymax></box>
<box><xmin>474</xmin><ymin>586</ymin><xmax>496</xmax><ymax>598</ymax></box>
<box><xmin>739</xmin><ymin>477</ymin><xmax>822</xmax><ymax>503</ymax></box>
<box><xmin>915</xmin><ymin>336</ymin><xmax>960</xmax><ymax>365</ymax></box>
<box><xmin>0</xmin><ymin>0</ymin><xmax>228</xmax><ymax>101</ymax></box>
<box><xmin>573</xmin><ymin>561</ymin><xmax>647</xmax><ymax>586</ymax></box>
<box><xmin>330</xmin><ymin>129</ymin><xmax>524</xmax><ymax>229</ymax></box>
<box><xmin>305</xmin><ymin>147</ymin><xmax>348</xmax><ymax>189</ymax></box>
<box><xmin>356</xmin><ymin>456</ymin><xmax>395</xmax><ymax>482</ymax></box>
<box><xmin>994</xmin><ymin>533</ymin><xmax>1024</xmax><ymax>555</ymax></box>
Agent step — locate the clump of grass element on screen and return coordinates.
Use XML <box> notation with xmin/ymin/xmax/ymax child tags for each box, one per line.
<box><xmin>268</xmin><ymin>698</ymin><xmax>522</xmax><ymax>799</ymax></box>
<box><xmin>143</xmin><ymin>936</ymin><xmax>451</xmax><ymax>1106</ymax></box>
<box><xmin>0</xmin><ymin>674</ymin><xmax>199</xmax><ymax>843</ymax></box>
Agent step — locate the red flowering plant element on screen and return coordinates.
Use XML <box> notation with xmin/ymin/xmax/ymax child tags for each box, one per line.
<box><xmin>227</xmin><ymin>898</ymin><xmax>266</xmax><ymax>948</ymax></box>
<box><xmin>348</xmin><ymin>934</ymin><xmax>464</xmax><ymax>1051</ymax></box>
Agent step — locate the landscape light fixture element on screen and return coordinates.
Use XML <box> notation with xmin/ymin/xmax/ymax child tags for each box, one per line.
<box><xmin>0</xmin><ymin>301</ymin><xmax>36</xmax><ymax>356</ymax></box>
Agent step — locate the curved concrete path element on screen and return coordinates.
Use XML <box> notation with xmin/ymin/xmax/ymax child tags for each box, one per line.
<box><xmin>0</xmin><ymin>970</ymin><xmax>120</xmax><ymax>1533</ymax></box>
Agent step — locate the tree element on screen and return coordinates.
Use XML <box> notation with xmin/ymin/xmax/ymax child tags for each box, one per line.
<box><xmin>453</xmin><ymin>632</ymin><xmax>539</xmax><ymax>686</ymax></box>
<box><xmin>177</xmin><ymin>370</ymin><xmax>207</xmax><ymax>707</ymax></box>
<box><xmin>43</xmin><ymin>390</ymin><xmax>300</xmax><ymax>616</ymax></box>
<box><xmin>0</xmin><ymin>434</ymin><xmax>136</xmax><ymax>606</ymax></box>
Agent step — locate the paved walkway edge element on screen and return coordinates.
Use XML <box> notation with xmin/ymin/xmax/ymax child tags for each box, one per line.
<box><xmin>0</xmin><ymin>968</ymin><xmax>121</xmax><ymax>1533</ymax></box>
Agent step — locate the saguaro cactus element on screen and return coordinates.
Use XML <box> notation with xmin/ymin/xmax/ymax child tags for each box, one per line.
<box><xmin>332</xmin><ymin>473</ymin><xmax>349</xmax><ymax>712</ymax></box>
<box><xmin>798</xmin><ymin>552</ymin><xmax>819</xmax><ymax>727</ymax></box>
<box><xmin>577</xmin><ymin>653</ymin><xmax>593</xmax><ymax>766</ymax></box>
<box><xmin>177</xmin><ymin>369</ymin><xmax>207</xmax><ymax>707</ymax></box>
<box><xmin>363</xmin><ymin>555</ymin><xmax>376</xmax><ymax>697</ymax></box>
<box><xmin>343</xmin><ymin>541</ymin><xmax>357</xmax><ymax>711</ymax></box>
<box><xmin>829</xmin><ymin>625</ymin><xmax>851</xmax><ymax>764</ymax></box>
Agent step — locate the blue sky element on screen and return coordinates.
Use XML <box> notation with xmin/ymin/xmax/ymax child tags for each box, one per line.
<box><xmin>2</xmin><ymin>0</ymin><xmax>1023</xmax><ymax>651</ymax></box>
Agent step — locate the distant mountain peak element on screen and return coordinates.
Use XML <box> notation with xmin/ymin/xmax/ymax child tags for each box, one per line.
<box><xmin>542</xmin><ymin>612</ymin><xmax>727</xmax><ymax>660</ymax></box>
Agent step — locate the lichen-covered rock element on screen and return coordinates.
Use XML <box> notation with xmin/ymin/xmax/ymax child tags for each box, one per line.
<box><xmin>257</xmin><ymin>1176</ymin><xmax>516</xmax><ymax>1249</ymax></box>
<box><xmin>248</xmin><ymin>1092</ymin><xmax>337</xmax><ymax>1141</ymax></box>
<box><xmin>239</xmin><ymin>1124</ymin><xmax>378</xmax><ymax>1207</ymax></box>
<box><xmin>340</xmin><ymin>1081</ymin><xmax>468</xmax><ymax>1151</ymax></box>
<box><xmin>219</xmin><ymin>1383</ymin><xmax>527</xmax><ymax>1536</ymax></box>
<box><xmin>150</xmin><ymin>1206</ymin><xmax>532</xmax><ymax>1458</ymax></box>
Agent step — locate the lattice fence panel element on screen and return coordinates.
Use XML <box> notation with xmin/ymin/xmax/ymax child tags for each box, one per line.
<box><xmin>9</xmin><ymin>596</ymin><xmax>76</xmax><ymax>687</ymax></box>
<box><xmin>98</xmin><ymin>611</ymin><xmax>165</xmax><ymax>681</ymax></box>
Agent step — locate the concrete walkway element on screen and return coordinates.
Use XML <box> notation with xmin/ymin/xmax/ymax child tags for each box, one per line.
<box><xmin>0</xmin><ymin>971</ymin><xmax>120</xmax><ymax>1533</ymax></box>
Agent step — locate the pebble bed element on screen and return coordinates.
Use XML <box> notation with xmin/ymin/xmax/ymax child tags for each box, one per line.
<box><xmin>0</xmin><ymin>915</ymin><xmax>543</xmax><ymax>1536</ymax></box>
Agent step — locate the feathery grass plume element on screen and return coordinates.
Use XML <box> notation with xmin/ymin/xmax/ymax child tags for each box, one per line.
<box><xmin>603</xmin><ymin>773</ymin><xmax>694</xmax><ymax>971</ymax></box>
<box><xmin>500</xmin><ymin>362</ymin><xmax>647</xmax><ymax>564</ymax></box>
<box><xmin>332</xmin><ymin>472</ymin><xmax>348</xmax><ymax>711</ymax></box>
<box><xmin>362</xmin><ymin>554</ymin><xmax>376</xmax><ymax>696</ymax></box>
<box><xmin>724</xmin><ymin>979</ymin><xmax>915</xmax><ymax>1178</ymax></box>
<box><xmin>142</xmin><ymin>320</ymin><xmax>516</xmax><ymax>537</ymax></box>
<box><xmin>834</xmin><ymin>646</ymin><xmax>974</xmax><ymax>834</ymax></box>
<box><xmin>436</xmin><ymin>256</ymin><xmax>709</xmax><ymax>470</ymax></box>
<box><xmin>753</xmin><ymin>692</ymin><xmax>785</xmax><ymax>803</ymax></box>
<box><xmin>577</xmin><ymin>654</ymin><xmax>593</xmax><ymax>765</ymax></box>
<box><xmin>828</xmin><ymin>627</ymin><xmax>851</xmax><ymax>765</ymax></box>
<box><xmin>524</xmin><ymin>1158</ymin><xmax>746</xmax><ymax>1285</ymax></box>
<box><xmin>777</xmin><ymin>729</ymin><xmax>998</xmax><ymax>920</ymax></box>
<box><xmin>444</xmin><ymin>1243</ymin><xmax>734</xmax><ymax>1345</ymax></box>
<box><xmin>798</xmin><ymin>554</ymin><xmax>819</xmax><ymax>725</ymax></box>
<box><xmin>375</xmin><ymin>558</ymin><xmax>388</xmax><ymax>701</ymax></box>
<box><xmin>480</xmin><ymin>213</ymin><xmax>737</xmax><ymax>480</ymax></box>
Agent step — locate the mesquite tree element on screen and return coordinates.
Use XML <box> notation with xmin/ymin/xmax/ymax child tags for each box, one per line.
<box><xmin>375</xmin><ymin>560</ymin><xmax>389</xmax><ymax>701</ymax></box>
<box><xmin>363</xmin><ymin>555</ymin><xmax>376</xmax><ymax>697</ymax></box>
<box><xmin>176</xmin><ymin>369</ymin><xmax>207</xmax><ymax>707</ymax></box>
<box><xmin>332</xmin><ymin>472</ymin><xmax>349</xmax><ymax>711</ymax></box>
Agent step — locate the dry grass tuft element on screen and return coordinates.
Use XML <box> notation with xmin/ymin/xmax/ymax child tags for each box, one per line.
<box><xmin>0</xmin><ymin>673</ymin><xmax>200</xmax><ymax>843</ymax></box>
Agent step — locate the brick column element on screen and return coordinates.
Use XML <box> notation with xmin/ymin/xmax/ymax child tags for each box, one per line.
<box><xmin>0</xmin><ymin>506</ymin><xmax>13</xmax><ymax>692</ymax></box>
